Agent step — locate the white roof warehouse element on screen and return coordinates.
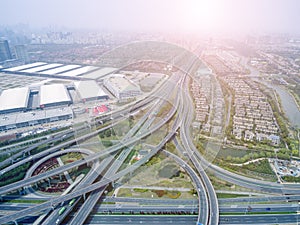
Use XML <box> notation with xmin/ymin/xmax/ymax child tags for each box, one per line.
<box><xmin>40</xmin><ymin>84</ymin><xmax>72</xmax><ymax>107</ymax></box>
<box><xmin>0</xmin><ymin>87</ymin><xmax>29</xmax><ymax>114</ymax></box>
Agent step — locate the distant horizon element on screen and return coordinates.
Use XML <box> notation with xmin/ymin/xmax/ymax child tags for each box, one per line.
<box><xmin>1</xmin><ymin>0</ymin><xmax>300</xmax><ymax>35</ymax></box>
<box><xmin>1</xmin><ymin>23</ymin><xmax>299</xmax><ymax>38</ymax></box>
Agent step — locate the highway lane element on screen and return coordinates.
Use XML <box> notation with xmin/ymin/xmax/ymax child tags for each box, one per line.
<box><xmin>179</xmin><ymin>74</ymin><xmax>219</xmax><ymax>225</ymax></box>
<box><xmin>220</xmin><ymin>214</ymin><xmax>300</xmax><ymax>224</ymax></box>
<box><xmin>220</xmin><ymin>203</ymin><xmax>299</xmax><ymax>213</ymax></box>
<box><xmin>219</xmin><ymin>194</ymin><xmax>300</xmax><ymax>204</ymax></box>
<box><xmin>94</xmin><ymin>202</ymin><xmax>299</xmax><ymax>214</ymax></box>
<box><xmin>0</xmin><ymin>203</ymin><xmax>197</xmax><ymax>213</ymax></box>
<box><xmin>87</xmin><ymin>214</ymin><xmax>300</xmax><ymax>225</ymax></box>
<box><xmin>0</xmin><ymin>135</ymin><xmax>47</xmax><ymax>156</ymax></box>
<box><xmin>94</xmin><ymin>204</ymin><xmax>197</xmax><ymax>213</ymax></box>
<box><xmin>2</xmin><ymin>202</ymin><xmax>298</xmax><ymax>214</ymax></box>
<box><xmin>102</xmin><ymin>194</ymin><xmax>300</xmax><ymax>205</ymax></box>
<box><xmin>0</xmin><ymin>129</ymin><xmax>75</xmax><ymax>172</ymax></box>
<box><xmin>103</xmin><ymin>197</ymin><xmax>197</xmax><ymax>205</ymax></box>
<box><xmin>196</xmin><ymin>154</ymin><xmax>300</xmax><ymax>194</ymax></box>
<box><xmin>5</xmin><ymin>213</ymin><xmax>300</xmax><ymax>225</ymax></box>
<box><xmin>1</xmin><ymin>195</ymin><xmax>51</xmax><ymax>201</ymax></box>
<box><xmin>0</xmin><ymin>127</ymin><xmax>79</xmax><ymax>157</ymax></box>
<box><xmin>86</xmin><ymin>215</ymin><xmax>197</xmax><ymax>225</ymax></box>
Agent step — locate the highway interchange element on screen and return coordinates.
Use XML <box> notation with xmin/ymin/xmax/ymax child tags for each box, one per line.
<box><xmin>0</xmin><ymin>48</ymin><xmax>300</xmax><ymax>225</ymax></box>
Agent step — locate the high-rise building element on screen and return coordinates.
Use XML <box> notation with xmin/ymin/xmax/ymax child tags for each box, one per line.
<box><xmin>15</xmin><ymin>45</ymin><xmax>29</xmax><ymax>63</ymax></box>
<box><xmin>0</xmin><ymin>40</ymin><xmax>12</xmax><ymax>62</ymax></box>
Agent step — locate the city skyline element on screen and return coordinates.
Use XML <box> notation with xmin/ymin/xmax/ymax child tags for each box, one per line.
<box><xmin>1</xmin><ymin>0</ymin><xmax>300</xmax><ymax>35</ymax></box>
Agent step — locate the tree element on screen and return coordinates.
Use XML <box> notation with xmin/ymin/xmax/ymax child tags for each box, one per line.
<box><xmin>105</xmin><ymin>129</ymin><xmax>112</xmax><ymax>137</ymax></box>
<box><xmin>129</xmin><ymin>115</ymin><xmax>134</xmax><ymax>128</ymax></box>
<box><xmin>226</xmin><ymin>156</ymin><xmax>232</xmax><ymax>162</ymax></box>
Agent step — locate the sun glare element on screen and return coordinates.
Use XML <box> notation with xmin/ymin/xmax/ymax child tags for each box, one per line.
<box><xmin>182</xmin><ymin>0</ymin><xmax>224</xmax><ymax>31</ymax></box>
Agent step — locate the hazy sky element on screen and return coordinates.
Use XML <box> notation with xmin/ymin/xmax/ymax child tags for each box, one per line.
<box><xmin>1</xmin><ymin>0</ymin><xmax>300</xmax><ymax>34</ymax></box>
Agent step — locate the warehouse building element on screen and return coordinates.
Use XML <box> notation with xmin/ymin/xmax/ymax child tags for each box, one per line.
<box><xmin>81</xmin><ymin>67</ymin><xmax>118</xmax><ymax>80</ymax></box>
<box><xmin>74</xmin><ymin>80</ymin><xmax>108</xmax><ymax>102</ymax></box>
<box><xmin>0</xmin><ymin>87</ymin><xmax>29</xmax><ymax>114</ymax></box>
<box><xmin>20</xmin><ymin>63</ymin><xmax>63</xmax><ymax>73</ymax></box>
<box><xmin>103</xmin><ymin>74</ymin><xmax>142</xmax><ymax>100</ymax></box>
<box><xmin>0</xmin><ymin>108</ymin><xmax>73</xmax><ymax>131</ymax></box>
<box><xmin>3</xmin><ymin>62</ymin><xmax>47</xmax><ymax>72</ymax></box>
<box><xmin>40</xmin><ymin>84</ymin><xmax>72</xmax><ymax>108</ymax></box>
<box><xmin>58</xmin><ymin>66</ymin><xmax>99</xmax><ymax>77</ymax></box>
<box><xmin>39</xmin><ymin>64</ymin><xmax>81</xmax><ymax>75</ymax></box>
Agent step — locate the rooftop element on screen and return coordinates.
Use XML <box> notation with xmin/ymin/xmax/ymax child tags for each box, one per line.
<box><xmin>0</xmin><ymin>107</ymin><xmax>73</xmax><ymax>127</ymax></box>
<box><xmin>106</xmin><ymin>74</ymin><xmax>141</xmax><ymax>92</ymax></box>
<box><xmin>40</xmin><ymin>84</ymin><xmax>71</xmax><ymax>106</ymax></box>
<box><xmin>3</xmin><ymin>62</ymin><xmax>47</xmax><ymax>72</ymax></box>
<box><xmin>82</xmin><ymin>67</ymin><xmax>118</xmax><ymax>80</ymax></box>
<box><xmin>0</xmin><ymin>87</ymin><xmax>29</xmax><ymax>112</ymax></box>
<box><xmin>74</xmin><ymin>80</ymin><xmax>107</xmax><ymax>100</ymax></box>
<box><xmin>39</xmin><ymin>64</ymin><xmax>81</xmax><ymax>75</ymax></box>
<box><xmin>59</xmin><ymin>66</ymin><xmax>99</xmax><ymax>77</ymax></box>
<box><xmin>20</xmin><ymin>63</ymin><xmax>63</xmax><ymax>73</ymax></box>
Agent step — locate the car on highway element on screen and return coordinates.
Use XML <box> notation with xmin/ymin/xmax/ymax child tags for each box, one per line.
<box><xmin>69</xmin><ymin>198</ymin><xmax>76</xmax><ymax>206</ymax></box>
<box><xmin>58</xmin><ymin>207</ymin><xmax>66</xmax><ymax>215</ymax></box>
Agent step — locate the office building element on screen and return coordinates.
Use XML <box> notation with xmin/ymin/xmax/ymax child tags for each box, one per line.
<box><xmin>15</xmin><ymin>45</ymin><xmax>30</xmax><ymax>63</ymax></box>
<box><xmin>0</xmin><ymin>40</ymin><xmax>12</xmax><ymax>62</ymax></box>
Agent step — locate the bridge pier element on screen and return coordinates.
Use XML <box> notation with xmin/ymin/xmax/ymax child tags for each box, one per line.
<box><xmin>13</xmin><ymin>220</ymin><xmax>18</xmax><ymax>225</ymax></box>
<box><xmin>23</xmin><ymin>187</ymin><xmax>28</xmax><ymax>195</ymax></box>
<box><xmin>47</xmin><ymin>178</ymin><xmax>51</xmax><ymax>187</ymax></box>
